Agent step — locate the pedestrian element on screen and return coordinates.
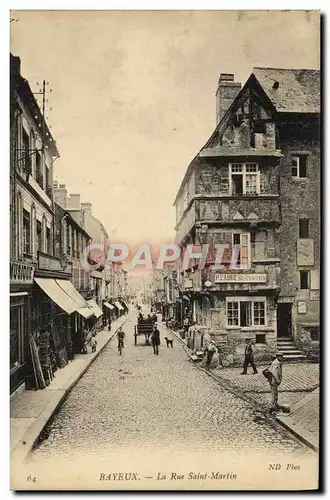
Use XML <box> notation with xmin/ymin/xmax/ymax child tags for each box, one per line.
<box><xmin>151</xmin><ymin>325</ymin><xmax>160</xmax><ymax>355</ymax></box>
<box><xmin>266</xmin><ymin>352</ymin><xmax>283</xmax><ymax>412</ymax></box>
<box><xmin>108</xmin><ymin>317</ymin><xmax>112</xmax><ymax>331</ymax></box>
<box><xmin>90</xmin><ymin>337</ymin><xmax>97</xmax><ymax>353</ymax></box>
<box><xmin>183</xmin><ymin>316</ymin><xmax>189</xmax><ymax>336</ymax></box>
<box><xmin>241</xmin><ymin>339</ymin><xmax>258</xmax><ymax>374</ymax></box>
<box><xmin>204</xmin><ymin>340</ymin><xmax>217</xmax><ymax>369</ymax></box>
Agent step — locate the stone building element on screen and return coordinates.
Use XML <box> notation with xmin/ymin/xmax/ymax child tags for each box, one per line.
<box><xmin>10</xmin><ymin>54</ymin><xmax>60</xmax><ymax>392</ymax></box>
<box><xmin>174</xmin><ymin>68</ymin><xmax>320</xmax><ymax>363</ymax></box>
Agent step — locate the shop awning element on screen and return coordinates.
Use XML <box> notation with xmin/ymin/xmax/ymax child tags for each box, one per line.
<box><xmin>121</xmin><ymin>300</ymin><xmax>129</xmax><ymax>310</ymax></box>
<box><xmin>34</xmin><ymin>278</ymin><xmax>77</xmax><ymax>314</ymax></box>
<box><xmin>87</xmin><ymin>299</ymin><xmax>103</xmax><ymax>318</ymax></box>
<box><xmin>55</xmin><ymin>279</ymin><xmax>94</xmax><ymax>319</ymax></box>
<box><xmin>114</xmin><ymin>300</ymin><xmax>124</xmax><ymax>311</ymax></box>
<box><xmin>104</xmin><ymin>302</ymin><xmax>115</xmax><ymax>310</ymax></box>
<box><xmin>182</xmin><ymin>295</ymin><xmax>190</xmax><ymax>301</ymax></box>
<box><xmin>90</xmin><ymin>270</ymin><xmax>103</xmax><ymax>279</ymax></box>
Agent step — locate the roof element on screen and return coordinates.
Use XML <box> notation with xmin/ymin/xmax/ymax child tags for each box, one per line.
<box><xmin>253</xmin><ymin>67</ymin><xmax>320</xmax><ymax>113</ymax></box>
<box><xmin>199</xmin><ymin>148</ymin><xmax>283</xmax><ymax>158</ymax></box>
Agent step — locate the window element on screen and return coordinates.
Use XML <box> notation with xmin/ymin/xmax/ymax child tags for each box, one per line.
<box><xmin>232</xmin><ymin>233</ymin><xmax>250</xmax><ymax>269</ymax></box>
<box><xmin>36</xmin><ymin>152</ymin><xmax>43</xmax><ymax>187</ymax></box>
<box><xmin>292</xmin><ymin>155</ymin><xmax>307</xmax><ymax>178</ymax></box>
<box><xmin>66</xmin><ymin>225</ymin><xmax>71</xmax><ymax>256</ymax></box>
<box><xmin>22</xmin><ymin>129</ymin><xmax>31</xmax><ymax>173</ymax></box>
<box><xmin>251</xmin><ymin>231</ymin><xmax>267</xmax><ymax>259</ymax></box>
<box><xmin>310</xmin><ymin>327</ymin><xmax>319</xmax><ymax>342</ymax></box>
<box><xmin>230</xmin><ymin>163</ymin><xmax>260</xmax><ymax>195</ymax></box>
<box><xmin>300</xmin><ymin>270</ymin><xmax>309</xmax><ymax>290</ymax></box>
<box><xmin>226</xmin><ymin>298</ymin><xmax>267</xmax><ymax>328</ymax></box>
<box><xmin>256</xmin><ymin>333</ymin><xmax>266</xmax><ymax>344</ymax></box>
<box><xmin>37</xmin><ymin>220</ymin><xmax>42</xmax><ymax>253</ymax></box>
<box><xmin>299</xmin><ymin>219</ymin><xmax>309</xmax><ymax>238</ymax></box>
<box><xmin>23</xmin><ymin>209</ymin><xmax>31</xmax><ymax>255</ymax></box>
<box><xmin>10</xmin><ymin>306</ymin><xmax>23</xmax><ymax>369</ymax></box>
<box><xmin>46</xmin><ymin>227</ymin><xmax>51</xmax><ymax>255</ymax></box>
<box><xmin>253</xmin><ymin>302</ymin><xmax>266</xmax><ymax>325</ymax></box>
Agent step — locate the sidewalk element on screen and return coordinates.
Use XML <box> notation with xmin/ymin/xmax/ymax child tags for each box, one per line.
<box><xmin>166</xmin><ymin>324</ymin><xmax>320</xmax><ymax>452</ymax></box>
<box><xmin>10</xmin><ymin>313</ymin><xmax>129</xmax><ymax>464</ymax></box>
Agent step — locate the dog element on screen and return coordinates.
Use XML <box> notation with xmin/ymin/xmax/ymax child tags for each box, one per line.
<box><xmin>164</xmin><ymin>337</ymin><xmax>174</xmax><ymax>348</ymax></box>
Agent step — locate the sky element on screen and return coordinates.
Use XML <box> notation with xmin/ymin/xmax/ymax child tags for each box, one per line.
<box><xmin>10</xmin><ymin>10</ymin><xmax>320</xmax><ymax>247</ymax></box>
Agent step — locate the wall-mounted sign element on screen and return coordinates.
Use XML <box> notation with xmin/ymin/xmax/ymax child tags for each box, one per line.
<box><xmin>310</xmin><ymin>291</ymin><xmax>320</xmax><ymax>301</ymax></box>
<box><xmin>297</xmin><ymin>301</ymin><xmax>307</xmax><ymax>314</ymax></box>
<box><xmin>297</xmin><ymin>239</ymin><xmax>314</xmax><ymax>266</ymax></box>
<box><xmin>183</xmin><ymin>278</ymin><xmax>193</xmax><ymax>289</ymax></box>
<box><xmin>214</xmin><ymin>273</ymin><xmax>267</xmax><ymax>283</ymax></box>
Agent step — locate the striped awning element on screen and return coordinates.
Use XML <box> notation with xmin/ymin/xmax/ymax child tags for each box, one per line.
<box><xmin>104</xmin><ymin>302</ymin><xmax>115</xmax><ymax>310</ymax></box>
<box><xmin>114</xmin><ymin>300</ymin><xmax>124</xmax><ymax>311</ymax></box>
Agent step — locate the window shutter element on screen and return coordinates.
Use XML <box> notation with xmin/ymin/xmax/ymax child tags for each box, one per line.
<box><xmin>310</xmin><ymin>270</ymin><xmax>319</xmax><ymax>290</ymax></box>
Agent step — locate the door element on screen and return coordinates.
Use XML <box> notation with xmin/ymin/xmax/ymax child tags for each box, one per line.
<box><xmin>277</xmin><ymin>303</ymin><xmax>292</xmax><ymax>338</ymax></box>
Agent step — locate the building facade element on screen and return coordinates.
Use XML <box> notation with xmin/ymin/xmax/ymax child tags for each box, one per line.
<box><xmin>174</xmin><ymin>69</ymin><xmax>320</xmax><ymax>363</ymax></box>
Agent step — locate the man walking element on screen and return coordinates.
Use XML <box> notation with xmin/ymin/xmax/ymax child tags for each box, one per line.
<box><xmin>241</xmin><ymin>338</ymin><xmax>258</xmax><ymax>374</ymax></box>
<box><xmin>268</xmin><ymin>352</ymin><xmax>283</xmax><ymax>411</ymax></box>
<box><xmin>151</xmin><ymin>325</ymin><xmax>160</xmax><ymax>355</ymax></box>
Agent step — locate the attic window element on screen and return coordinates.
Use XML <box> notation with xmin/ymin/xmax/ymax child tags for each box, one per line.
<box><xmin>273</xmin><ymin>81</ymin><xmax>279</xmax><ymax>90</ymax></box>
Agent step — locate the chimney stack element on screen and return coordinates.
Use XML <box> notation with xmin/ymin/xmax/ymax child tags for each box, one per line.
<box><xmin>81</xmin><ymin>202</ymin><xmax>92</xmax><ymax>215</ymax></box>
<box><xmin>67</xmin><ymin>193</ymin><xmax>81</xmax><ymax>211</ymax></box>
<box><xmin>53</xmin><ymin>183</ymin><xmax>67</xmax><ymax>209</ymax></box>
<box><xmin>216</xmin><ymin>73</ymin><xmax>241</xmax><ymax>125</ymax></box>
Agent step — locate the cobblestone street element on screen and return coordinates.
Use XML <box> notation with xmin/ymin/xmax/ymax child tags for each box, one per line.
<box><xmin>28</xmin><ymin>311</ymin><xmax>310</xmax><ymax>463</ymax></box>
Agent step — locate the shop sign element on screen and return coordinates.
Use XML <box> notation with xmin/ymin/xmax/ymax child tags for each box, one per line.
<box><xmin>214</xmin><ymin>273</ymin><xmax>267</xmax><ymax>283</ymax></box>
<box><xmin>310</xmin><ymin>291</ymin><xmax>320</xmax><ymax>301</ymax></box>
<box><xmin>10</xmin><ymin>261</ymin><xmax>34</xmax><ymax>283</ymax></box>
<box><xmin>183</xmin><ymin>278</ymin><xmax>193</xmax><ymax>289</ymax></box>
<box><xmin>297</xmin><ymin>239</ymin><xmax>314</xmax><ymax>266</ymax></box>
<box><xmin>297</xmin><ymin>301</ymin><xmax>307</xmax><ymax>314</ymax></box>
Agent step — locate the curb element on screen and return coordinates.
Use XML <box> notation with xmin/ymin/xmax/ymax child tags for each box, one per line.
<box><xmin>11</xmin><ymin>314</ymin><xmax>129</xmax><ymax>464</ymax></box>
<box><xmin>165</xmin><ymin>323</ymin><xmax>318</xmax><ymax>453</ymax></box>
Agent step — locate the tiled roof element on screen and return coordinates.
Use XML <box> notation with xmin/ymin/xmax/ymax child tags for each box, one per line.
<box><xmin>253</xmin><ymin>67</ymin><xmax>320</xmax><ymax>113</ymax></box>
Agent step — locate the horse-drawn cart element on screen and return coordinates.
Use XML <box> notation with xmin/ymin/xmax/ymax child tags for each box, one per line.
<box><xmin>134</xmin><ymin>318</ymin><xmax>154</xmax><ymax>346</ymax></box>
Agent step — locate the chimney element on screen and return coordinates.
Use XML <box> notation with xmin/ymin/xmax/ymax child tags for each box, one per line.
<box><xmin>67</xmin><ymin>193</ymin><xmax>81</xmax><ymax>210</ymax></box>
<box><xmin>81</xmin><ymin>202</ymin><xmax>92</xmax><ymax>215</ymax></box>
<box><xmin>53</xmin><ymin>183</ymin><xmax>67</xmax><ymax>209</ymax></box>
<box><xmin>216</xmin><ymin>73</ymin><xmax>241</xmax><ymax>125</ymax></box>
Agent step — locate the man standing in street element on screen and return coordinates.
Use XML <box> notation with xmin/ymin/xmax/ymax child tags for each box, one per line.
<box><xmin>151</xmin><ymin>324</ymin><xmax>160</xmax><ymax>355</ymax></box>
<box><xmin>268</xmin><ymin>352</ymin><xmax>283</xmax><ymax>412</ymax></box>
<box><xmin>204</xmin><ymin>340</ymin><xmax>217</xmax><ymax>369</ymax></box>
<box><xmin>241</xmin><ymin>338</ymin><xmax>258</xmax><ymax>374</ymax></box>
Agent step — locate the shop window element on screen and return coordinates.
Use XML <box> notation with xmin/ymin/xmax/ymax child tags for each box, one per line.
<box><xmin>300</xmin><ymin>270</ymin><xmax>309</xmax><ymax>290</ymax></box>
<box><xmin>226</xmin><ymin>299</ymin><xmax>266</xmax><ymax>328</ymax></box>
<box><xmin>23</xmin><ymin>209</ymin><xmax>31</xmax><ymax>255</ymax></box>
<box><xmin>299</xmin><ymin>219</ymin><xmax>309</xmax><ymax>238</ymax></box>
<box><xmin>255</xmin><ymin>333</ymin><xmax>266</xmax><ymax>344</ymax></box>
<box><xmin>292</xmin><ymin>155</ymin><xmax>307</xmax><ymax>178</ymax></box>
<box><xmin>10</xmin><ymin>306</ymin><xmax>23</xmax><ymax>369</ymax></box>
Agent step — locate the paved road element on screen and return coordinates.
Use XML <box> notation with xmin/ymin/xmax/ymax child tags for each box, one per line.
<box><xmin>30</xmin><ymin>309</ymin><xmax>308</xmax><ymax>461</ymax></box>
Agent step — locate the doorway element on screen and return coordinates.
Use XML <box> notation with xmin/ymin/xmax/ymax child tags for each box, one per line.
<box><xmin>277</xmin><ymin>303</ymin><xmax>292</xmax><ymax>338</ymax></box>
